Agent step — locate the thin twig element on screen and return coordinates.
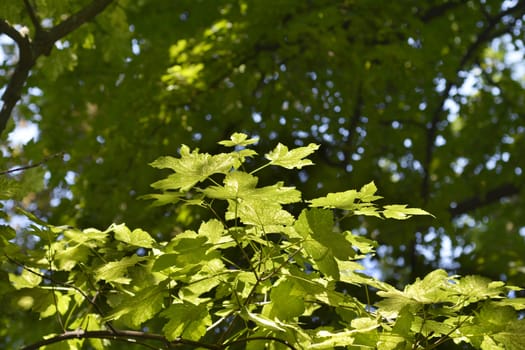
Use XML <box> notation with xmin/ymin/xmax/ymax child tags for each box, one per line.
<box><xmin>4</xmin><ymin>254</ymin><xmax>117</xmax><ymax>333</ymax></box>
<box><xmin>0</xmin><ymin>152</ymin><xmax>64</xmax><ymax>175</ymax></box>
<box><xmin>19</xmin><ymin>329</ymin><xmax>223</xmax><ymax>350</ymax></box>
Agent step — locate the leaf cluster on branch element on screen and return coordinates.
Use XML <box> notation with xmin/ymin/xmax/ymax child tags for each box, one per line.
<box><xmin>2</xmin><ymin>134</ymin><xmax>524</xmax><ymax>349</ymax></box>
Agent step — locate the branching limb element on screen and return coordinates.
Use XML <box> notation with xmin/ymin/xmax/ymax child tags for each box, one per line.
<box><xmin>19</xmin><ymin>329</ymin><xmax>223</xmax><ymax>350</ymax></box>
<box><xmin>4</xmin><ymin>254</ymin><xmax>117</xmax><ymax>333</ymax></box>
<box><xmin>0</xmin><ymin>152</ymin><xmax>64</xmax><ymax>175</ymax></box>
<box><xmin>0</xmin><ymin>0</ymin><xmax>115</xmax><ymax>136</ymax></box>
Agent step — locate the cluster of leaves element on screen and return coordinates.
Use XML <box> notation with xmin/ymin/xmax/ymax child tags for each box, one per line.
<box><xmin>2</xmin><ymin>134</ymin><xmax>524</xmax><ymax>349</ymax></box>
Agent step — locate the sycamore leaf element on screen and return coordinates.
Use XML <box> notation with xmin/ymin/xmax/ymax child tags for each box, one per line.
<box><xmin>308</xmin><ymin>189</ymin><xmax>360</xmax><ymax>210</ymax></box>
<box><xmin>241</xmin><ymin>308</ymin><xmax>285</xmax><ymax>332</ymax></box>
<box><xmin>376</xmin><ymin>270</ymin><xmax>450</xmax><ymax>316</ymax></box>
<box><xmin>308</xmin><ymin>182</ymin><xmax>382</xmax><ymax>211</ymax></box>
<box><xmin>218</xmin><ymin>132</ymin><xmax>259</xmax><ymax>147</ymax></box>
<box><xmin>0</xmin><ymin>225</ymin><xmax>16</xmax><ymax>241</ymax></box>
<box><xmin>294</xmin><ymin>209</ymin><xmax>348</xmax><ymax>279</ymax></box>
<box><xmin>9</xmin><ymin>269</ymin><xmax>42</xmax><ymax>289</ymax></box>
<box><xmin>197</xmin><ymin>219</ymin><xmax>225</xmax><ymax>244</ymax></box>
<box><xmin>111</xmin><ymin>223</ymin><xmax>155</xmax><ymax>248</ymax></box>
<box><xmin>230</xmin><ymin>198</ymin><xmax>295</xmax><ymax>230</ymax></box>
<box><xmin>150</xmin><ymin>145</ymin><xmax>235</xmax><ymax>191</ymax></box>
<box><xmin>311</xmin><ymin>329</ymin><xmax>358</xmax><ymax>348</ymax></box>
<box><xmin>139</xmin><ymin>192</ymin><xmax>185</xmax><ymax>206</ymax></box>
<box><xmin>358</xmin><ymin>181</ymin><xmax>383</xmax><ymax>202</ymax></box>
<box><xmin>294</xmin><ymin>209</ymin><xmax>356</xmax><ymax>279</ymax></box>
<box><xmin>264</xmin><ymin>279</ymin><xmax>305</xmax><ymax>320</ymax></box>
<box><xmin>265</xmin><ymin>143</ymin><xmax>319</xmax><ymax>169</ymax></box>
<box><xmin>451</xmin><ymin>275</ymin><xmax>506</xmax><ymax>305</ymax></box>
<box><xmin>382</xmin><ymin>204</ymin><xmax>434</xmax><ymax>220</ymax></box>
<box><xmin>162</xmin><ymin>301</ymin><xmax>212</xmax><ymax>341</ymax></box>
<box><xmin>104</xmin><ymin>285</ymin><xmax>166</xmax><ymax>328</ymax></box>
<box><xmin>203</xmin><ymin>171</ymin><xmax>301</xmax><ymax>204</ymax></box>
<box><xmin>95</xmin><ymin>255</ymin><xmax>146</xmax><ymax>284</ymax></box>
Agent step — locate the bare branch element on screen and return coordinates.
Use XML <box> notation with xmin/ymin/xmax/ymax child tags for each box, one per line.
<box><xmin>450</xmin><ymin>183</ymin><xmax>520</xmax><ymax>218</ymax></box>
<box><xmin>0</xmin><ymin>152</ymin><xmax>64</xmax><ymax>175</ymax></box>
<box><xmin>20</xmin><ymin>329</ymin><xmax>222</xmax><ymax>350</ymax></box>
<box><xmin>23</xmin><ymin>0</ymin><xmax>43</xmax><ymax>32</ymax></box>
<box><xmin>0</xmin><ymin>0</ymin><xmax>115</xmax><ymax>136</ymax></box>
<box><xmin>0</xmin><ymin>20</ymin><xmax>34</xmax><ymax>134</ymax></box>
<box><xmin>4</xmin><ymin>254</ymin><xmax>117</xmax><ymax>334</ymax></box>
<box><xmin>420</xmin><ymin>1</ymin><xmax>525</xmax><ymax>203</ymax></box>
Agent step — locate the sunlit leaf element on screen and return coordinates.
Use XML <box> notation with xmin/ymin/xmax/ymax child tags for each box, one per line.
<box><xmin>110</xmin><ymin>223</ymin><xmax>155</xmax><ymax>248</ymax></box>
<box><xmin>105</xmin><ymin>285</ymin><xmax>166</xmax><ymax>328</ymax></box>
<box><xmin>265</xmin><ymin>143</ymin><xmax>319</xmax><ymax>169</ymax></box>
<box><xmin>162</xmin><ymin>301</ymin><xmax>212</xmax><ymax>341</ymax></box>
<box><xmin>218</xmin><ymin>132</ymin><xmax>259</xmax><ymax>147</ymax></box>
<box><xmin>150</xmin><ymin>146</ymin><xmax>235</xmax><ymax>191</ymax></box>
<box><xmin>382</xmin><ymin>204</ymin><xmax>434</xmax><ymax>220</ymax></box>
<box><xmin>95</xmin><ymin>255</ymin><xmax>147</xmax><ymax>284</ymax></box>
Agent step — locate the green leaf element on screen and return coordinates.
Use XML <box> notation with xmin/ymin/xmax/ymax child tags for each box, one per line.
<box><xmin>153</xmin><ymin>234</ymin><xmax>216</xmax><ymax>271</ymax></box>
<box><xmin>241</xmin><ymin>308</ymin><xmax>285</xmax><ymax>332</ymax></box>
<box><xmin>376</xmin><ymin>269</ymin><xmax>450</xmax><ymax>316</ymax></box>
<box><xmin>218</xmin><ymin>132</ymin><xmax>259</xmax><ymax>147</ymax></box>
<box><xmin>110</xmin><ymin>223</ymin><xmax>155</xmax><ymax>248</ymax></box>
<box><xmin>231</xmin><ymin>198</ymin><xmax>295</xmax><ymax>230</ymax></box>
<box><xmin>150</xmin><ymin>145</ymin><xmax>235</xmax><ymax>191</ymax></box>
<box><xmin>203</xmin><ymin>171</ymin><xmax>301</xmax><ymax>204</ymax></box>
<box><xmin>0</xmin><ymin>225</ymin><xmax>16</xmax><ymax>241</ymax></box>
<box><xmin>264</xmin><ymin>278</ymin><xmax>305</xmax><ymax>320</ymax></box>
<box><xmin>265</xmin><ymin>143</ymin><xmax>319</xmax><ymax>169</ymax></box>
<box><xmin>9</xmin><ymin>269</ymin><xmax>42</xmax><ymax>289</ymax></box>
<box><xmin>95</xmin><ymin>255</ymin><xmax>147</xmax><ymax>284</ymax></box>
<box><xmin>294</xmin><ymin>208</ymin><xmax>356</xmax><ymax>279</ymax></box>
<box><xmin>162</xmin><ymin>301</ymin><xmax>212</xmax><ymax>341</ymax></box>
<box><xmin>308</xmin><ymin>181</ymin><xmax>382</xmax><ymax>211</ymax></box>
<box><xmin>139</xmin><ymin>192</ymin><xmax>185</xmax><ymax>206</ymax></box>
<box><xmin>105</xmin><ymin>285</ymin><xmax>166</xmax><ymax>328</ymax></box>
<box><xmin>451</xmin><ymin>275</ymin><xmax>506</xmax><ymax>305</ymax></box>
<box><xmin>308</xmin><ymin>189</ymin><xmax>362</xmax><ymax>211</ymax></box>
<box><xmin>197</xmin><ymin>219</ymin><xmax>226</xmax><ymax>244</ymax></box>
<box><xmin>382</xmin><ymin>204</ymin><xmax>434</xmax><ymax>220</ymax></box>
<box><xmin>311</xmin><ymin>330</ymin><xmax>355</xmax><ymax>349</ymax></box>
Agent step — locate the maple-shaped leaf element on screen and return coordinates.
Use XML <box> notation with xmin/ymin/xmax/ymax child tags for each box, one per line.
<box><xmin>95</xmin><ymin>255</ymin><xmax>147</xmax><ymax>284</ymax></box>
<box><xmin>230</xmin><ymin>198</ymin><xmax>295</xmax><ymax>229</ymax></box>
<box><xmin>265</xmin><ymin>143</ymin><xmax>319</xmax><ymax>169</ymax></box>
<box><xmin>203</xmin><ymin>171</ymin><xmax>301</xmax><ymax>205</ymax></box>
<box><xmin>308</xmin><ymin>182</ymin><xmax>382</xmax><ymax>212</ymax></box>
<box><xmin>382</xmin><ymin>204</ymin><xmax>434</xmax><ymax>220</ymax></box>
<box><xmin>110</xmin><ymin>223</ymin><xmax>155</xmax><ymax>248</ymax></box>
<box><xmin>218</xmin><ymin>132</ymin><xmax>259</xmax><ymax>147</ymax></box>
<box><xmin>162</xmin><ymin>301</ymin><xmax>212</xmax><ymax>341</ymax></box>
<box><xmin>150</xmin><ymin>145</ymin><xmax>235</xmax><ymax>191</ymax></box>
<box><xmin>104</xmin><ymin>284</ymin><xmax>166</xmax><ymax>328</ymax></box>
<box><xmin>264</xmin><ymin>278</ymin><xmax>305</xmax><ymax>320</ymax></box>
<box><xmin>294</xmin><ymin>208</ymin><xmax>357</xmax><ymax>279</ymax></box>
<box><xmin>308</xmin><ymin>189</ymin><xmax>360</xmax><ymax>210</ymax></box>
<box><xmin>139</xmin><ymin>191</ymin><xmax>185</xmax><ymax>206</ymax></box>
<box><xmin>376</xmin><ymin>270</ymin><xmax>451</xmax><ymax>316</ymax></box>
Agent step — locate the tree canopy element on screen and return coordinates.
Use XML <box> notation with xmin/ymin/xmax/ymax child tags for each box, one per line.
<box><xmin>1</xmin><ymin>0</ymin><xmax>525</xmax><ymax>349</ymax></box>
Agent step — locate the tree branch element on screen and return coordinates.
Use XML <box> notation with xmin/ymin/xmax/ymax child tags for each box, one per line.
<box><xmin>0</xmin><ymin>20</ymin><xmax>34</xmax><ymax>134</ymax></box>
<box><xmin>420</xmin><ymin>1</ymin><xmax>525</xmax><ymax>203</ymax></box>
<box><xmin>4</xmin><ymin>254</ymin><xmax>117</xmax><ymax>333</ymax></box>
<box><xmin>449</xmin><ymin>183</ymin><xmax>521</xmax><ymax>218</ymax></box>
<box><xmin>0</xmin><ymin>0</ymin><xmax>115</xmax><ymax>136</ymax></box>
<box><xmin>23</xmin><ymin>0</ymin><xmax>43</xmax><ymax>32</ymax></box>
<box><xmin>20</xmin><ymin>329</ymin><xmax>222</xmax><ymax>350</ymax></box>
<box><xmin>0</xmin><ymin>152</ymin><xmax>63</xmax><ymax>175</ymax></box>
